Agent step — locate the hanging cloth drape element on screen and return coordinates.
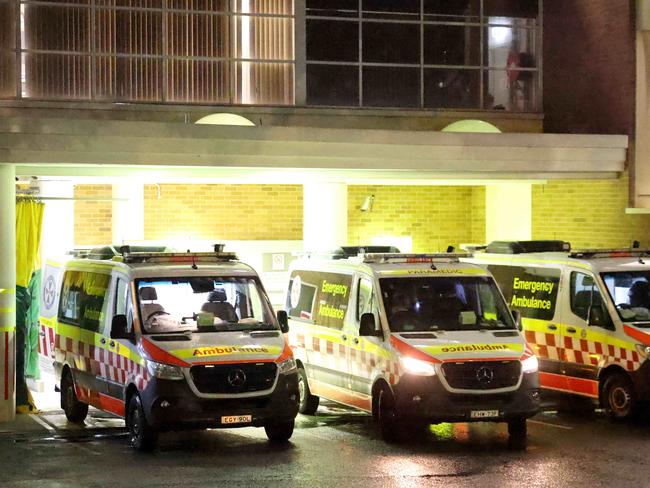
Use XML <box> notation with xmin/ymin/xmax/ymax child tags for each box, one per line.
<box><xmin>15</xmin><ymin>198</ymin><xmax>44</xmax><ymax>412</ymax></box>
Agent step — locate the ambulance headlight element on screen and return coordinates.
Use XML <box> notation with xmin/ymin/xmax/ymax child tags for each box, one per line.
<box><xmin>521</xmin><ymin>355</ymin><xmax>539</xmax><ymax>374</ymax></box>
<box><xmin>400</xmin><ymin>357</ymin><xmax>436</xmax><ymax>376</ymax></box>
<box><xmin>146</xmin><ymin>359</ymin><xmax>184</xmax><ymax>380</ymax></box>
<box><xmin>278</xmin><ymin>357</ymin><xmax>297</xmax><ymax>375</ymax></box>
<box><xmin>635</xmin><ymin>344</ymin><xmax>650</xmax><ymax>358</ymax></box>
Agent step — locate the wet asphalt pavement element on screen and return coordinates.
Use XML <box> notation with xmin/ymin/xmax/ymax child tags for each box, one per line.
<box><xmin>1</xmin><ymin>401</ymin><xmax>649</xmax><ymax>488</ymax></box>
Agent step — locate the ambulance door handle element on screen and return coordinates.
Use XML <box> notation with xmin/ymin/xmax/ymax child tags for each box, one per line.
<box><xmin>566</xmin><ymin>327</ymin><xmax>577</xmax><ymax>334</ymax></box>
<box><xmin>341</xmin><ymin>334</ymin><xmax>347</xmax><ymax>341</ymax></box>
<box><xmin>547</xmin><ymin>324</ymin><xmax>557</xmax><ymax>331</ymax></box>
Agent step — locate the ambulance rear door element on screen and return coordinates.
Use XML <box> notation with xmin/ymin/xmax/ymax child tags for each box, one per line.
<box><xmin>38</xmin><ymin>260</ymin><xmax>63</xmax><ymax>361</ymax></box>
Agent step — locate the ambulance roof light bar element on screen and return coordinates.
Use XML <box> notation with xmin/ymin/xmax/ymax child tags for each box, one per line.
<box><xmin>569</xmin><ymin>248</ymin><xmax>650</xmax><ymax>259</ymax></box>
<box><xmin>485</xmin><ymin>240</ymin><xmax>571</xmax><ymax>254</ymax></box>
<box><xmin>121</xmin><ymin>250</ymin><xmax>238</xmax><ymax>264</ymax></box>
<box><xmin>362</xmin><ymin>253</ymin><xmax>471</xmax><ymax>264</ymax></box>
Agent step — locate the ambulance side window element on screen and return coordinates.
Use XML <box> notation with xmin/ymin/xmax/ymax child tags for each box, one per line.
<box><xmin>487</xmin><ymin>264</ymin><xmax>560</xmax><ymax>321</ymax></box>
<box><xmin>114</xmin><ymin>278</ymin><xmax>133</xmax><ymax>333</ymax></box>
<box><xmin>58</xmin><ymin>270</ymin><xmax>111</xmax><ymax>333</ymax></box>
<box><xmin>570</xmin><ymin>272</ymin><xmax>612</xmax><ymax>329</ymax></box>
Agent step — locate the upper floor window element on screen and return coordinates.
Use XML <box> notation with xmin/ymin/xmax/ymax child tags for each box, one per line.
<box><xmin>305</xmin><ymin>0</ymin><xmax>540</xmax><ymax>111</ymax></box>
<box><xmin>1</xmin><ymin>0</ymin><xmax>295</xmax><ymax>104</ymax></box>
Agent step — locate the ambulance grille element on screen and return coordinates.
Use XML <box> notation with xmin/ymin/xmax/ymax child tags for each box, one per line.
<box><xmin>190</xmin><ymin>363</ymin><xmax>277</xmax><ymax>394</ymax></box>
<box><xmin>441</xmin><ymin>361</ymin><xmax>521</xmax><ymax>390</ymax></box>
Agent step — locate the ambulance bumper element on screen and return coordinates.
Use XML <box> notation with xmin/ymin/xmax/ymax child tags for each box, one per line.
<box><xmin>393</xmin><ymin>372</ymin><xmax>540</xmax><ymax>423</ymax></box>
<box><xmin>140</xmin><ymin>372</ymin><xmax>300</xmax><ymax>430</ymax></box>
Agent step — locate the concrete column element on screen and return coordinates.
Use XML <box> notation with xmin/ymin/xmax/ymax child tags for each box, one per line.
<box><xmin>0</xmin><ymin>164</ymin><xmax>16</xmax><ymax>422</ymax></box>
<box><xmin>303</xmin><ymin>182</ymin><xmax>348</xmax><ymax>252</ymax></box>
<box><xmin>633</xmin><ymin>23</ymin><xmax>650</xmax><ymax>207</ymax></box>
<box><xmin>112</xmin><ymin>182</ymin><xmax>145</xmax><ymax>244</ymax></box>
<box><xmin>39</xmin><ymin>181</ymin><xmax>74</xmax><ymax>260</ymax></box>
<box><xmin>485</xmin><ymin>183</ymin><xmax>532</xmax><ymax>243</ymax></box>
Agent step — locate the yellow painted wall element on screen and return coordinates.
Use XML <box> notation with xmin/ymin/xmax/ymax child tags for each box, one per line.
<box><xmin>73</xmin><ymin>177</ymin><xmax>650</xmax><ymax>252</ymax></box>
<box><xmin>74</xmin><ymin>184</ymin><xmax>113</xmax><ymax>245</ymax></box>
<box><xmin>532</xmin><ymin>175</ymin><xmax>650</xmax><ymax>248</ymax></box>
<box><xmin>143</xmin><ymin>184</ymin><xmax>303</xmax><ymax>241</ymax></box>
<box><xmin>347</xmin><ymin>186</ymin><xmax>481</xmax><ymax>252</ymax></box>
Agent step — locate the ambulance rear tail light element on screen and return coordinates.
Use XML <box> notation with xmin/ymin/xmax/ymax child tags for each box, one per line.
<box><xmin>570</xmin><ymin>249</ymin><xmax>650</xmax><ymax>259</ymax></box>
<box><xmin>362</xmin><ymin>253</ymin><xmax>471</xmax><ymax>264</ymax></box>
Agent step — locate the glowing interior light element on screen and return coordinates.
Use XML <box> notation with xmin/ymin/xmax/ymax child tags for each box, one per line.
<box><xmin>241</xmin><ymin>0</ymin><xmax>251</xmax><ymax>104</ymax></box>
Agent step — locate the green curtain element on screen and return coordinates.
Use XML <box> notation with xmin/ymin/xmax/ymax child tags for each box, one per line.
<box><xmin>25</xmin><ymin>270</ymin><xmax>41</xmax><ymax>380</ymax></box>
<box><xmin>15</xmin><ymin>199</ymin><xmax>44</xmax><ymax>411</ymax></box>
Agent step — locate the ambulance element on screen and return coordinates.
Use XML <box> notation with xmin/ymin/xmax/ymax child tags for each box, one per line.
<box><xmin>285</xmin><ymin>251</ymin><xmax>540</xmax><ymax>445</ymax></box>
<box><xmin>468</xmin><ymin>240</ymin><xmax>650</xmax><ymax>419</ymax></box>
<box><xmin>39</xmin><ymin>246</ymin><xmax>299</xmax><ymax>450</ymax></box>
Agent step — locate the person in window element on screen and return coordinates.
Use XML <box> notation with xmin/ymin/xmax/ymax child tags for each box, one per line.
<box><xmin>431</xmin><ymin>282</ymin><xmax>465</xmax><ymax>329</ymax></box>
<box><xmin>389</xmin><ymin>293</ymin><xmax>420</xmax><ymax>331</ymax></box>
<box><xmin>627</xmin><ymin>281</ymin><xmax>650</xmax><ymax>320</ymax></box>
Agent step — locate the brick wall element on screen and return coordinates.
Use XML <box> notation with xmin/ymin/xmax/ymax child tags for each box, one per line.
<box><xmin>347</xmin><ymin>186</ymin><xmax>481</xmax><ymax>252</ymax></box>
<box><xmin>74</xmin><ymin>179</ymin><xmax>650</xmax><ymax>251</ymax></box>
<box><xmin>532</xmin><ymin>175</ymin><xmax>650</xmax><ymax>248</ymax></box>
<box><xmin>74</xmin><ymin>184</ymin><xmax>112</xmax><ymax>245</ymax></box>
<box><xmin>543</xmin><ymin>0</ymin><xmax>635</xmax><ymax>135</ymax></box>
<box><xmin>143</xmin><ymin>184</ymin><xmax>303</xmax><ymax>241</ymax></box>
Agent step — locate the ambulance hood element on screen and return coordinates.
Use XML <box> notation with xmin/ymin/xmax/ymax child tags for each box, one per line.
<box><xmin>390</xmin><ymin>330</ymin><xmax>530</xmax><ymax>363</ymax></box>
<box><xmin>141</xmin><ymin>330</ymin><xmax>287</xmax><ymax>366</ymax></box>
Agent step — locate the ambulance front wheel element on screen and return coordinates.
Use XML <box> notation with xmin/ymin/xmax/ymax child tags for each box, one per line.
<box><xmin>265</xmin><ymin>419</ymin><xmax>294</xmax><ymax>443</ymax></box>
<box><xmin>376</xmin><ymin>387</ymin><xmax>399</xmax><ymax>443</ymax></box>
<box><xmin>297</xmin><ymin>366</ymin><xmax>319</xmax><ymax>415</ymax></box>
<box><xmin>602</xmin><ymin>372</ymin><xmax>637</xmax><ymax>419</ymax></box>
<box><xmin>127</xmin><ymin>394</ymin><xmax>158</xmax><ymax>451</ymax></box>
<box><xmin>507</xmin><ymin>417</ymin><xmax>527</xmax><ymax>449</ymax></box>
<box><xmin>61</xmin><ymin>370</ymin><xmax>88</xmax><ymax>424</ymax></box>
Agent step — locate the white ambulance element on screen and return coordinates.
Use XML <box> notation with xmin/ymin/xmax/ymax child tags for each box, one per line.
<box><xmin>285</xmin><ymin>251</ymin><xmax>540</xmax><ymax>445</ymax></box>
<box><xmin>468</xmin><ymin>240</ymin><xmax>650</xmax><ymax>419</ymax></box>
<box><xmin>40</xmin><ymin>246</ymin><xmax>299</xmax><ymax>450</ymax></box>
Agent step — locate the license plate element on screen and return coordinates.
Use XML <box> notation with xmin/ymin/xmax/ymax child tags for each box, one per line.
<box><xmin>470</xmin><ymin>409</ymin><xmax>499</xmax><ymax>419</ymax></box>
<box><xmin>221</xmin><ymin>415</ymin><xmax>252</xmax><ymax>425</ymax></box>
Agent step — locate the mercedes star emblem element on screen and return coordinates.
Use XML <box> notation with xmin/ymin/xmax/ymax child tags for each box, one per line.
<box><xmin>227</xmin><ymin>369</ymin><xmax>247</xmax><ymax>388</ymax></box>
<box><xmin>476</xmin><ymin>366</ymin><xmax>494</xmax><ymax>384</ymax></box>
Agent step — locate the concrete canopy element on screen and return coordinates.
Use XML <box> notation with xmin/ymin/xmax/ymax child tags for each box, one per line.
<box><xmin>0</xmin><ymin>117</ymin><xmax>627</xmax><ymax>183</ymax></box>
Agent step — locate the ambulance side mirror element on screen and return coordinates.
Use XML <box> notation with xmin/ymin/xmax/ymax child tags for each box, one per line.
<box><xmin>277</xmin><ymin>310</ymin><xmax>289</xmax><ymax>334</ymax></box>
<box><xmin>111</xmin><ymin>314</ymin><xmax>134</xmax><ymax>342</ymax></box>
<box><xmin>588</xmin><ymin>305</ymin><xmax>612</xmax><ymax>329</ymax></box>
<box><xmin>359</xmin><ymin>313</ymin><xmax>382</xmax><ymax>338</ymax></box>
<box><xmin>512</xmin><ymin>310</ymin><xmax>523</xmax><ymax>331</ymax></box>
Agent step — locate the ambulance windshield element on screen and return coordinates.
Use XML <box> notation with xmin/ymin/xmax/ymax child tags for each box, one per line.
<box><xmin>136</xmin><ymin>276</ymin><xmax>277</xmax><ymax>334</ymax></box>
<box><xmin>380</xmin><ymin>276</ymin><xmax>515</xmax><ymax>332</ymax></box>
<box><xmin>601</xmin><ymin>271</ymin><xmax>650</xmax><ymax>324</ymax></box>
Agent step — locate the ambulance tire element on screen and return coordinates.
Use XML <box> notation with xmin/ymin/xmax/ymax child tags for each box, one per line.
<box><xmin>376</xmin><ymin>387</ymin><xmax>399</xmax><ymax>443</ymax></box>
<box><xmin>507</xmin><ymin>417</ymin><xmax>527</xmax><ymax>450</ymax></box>
<box><xmin>297</xmin><ymin>367</ymin><xmax>319</xmax><ymax>415</ymax></box>
<box><xmin>264</xmin><ymin>419</ymin><xmax>295</xmax><ymax>443</ymax></box>
<box><xmin>602</xmin><ymin>373</ymin><xmax>638</xmax><ymax>420</ymax></box>
<box><xmin>127</xmin><ymin>394</ymin><xmax>158</xmax><ymax>451</ymax></box>
<box><xmin>61</xmin><ymin>370</ymin><xmax>88</xmax><ymax>424</ymax></box>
